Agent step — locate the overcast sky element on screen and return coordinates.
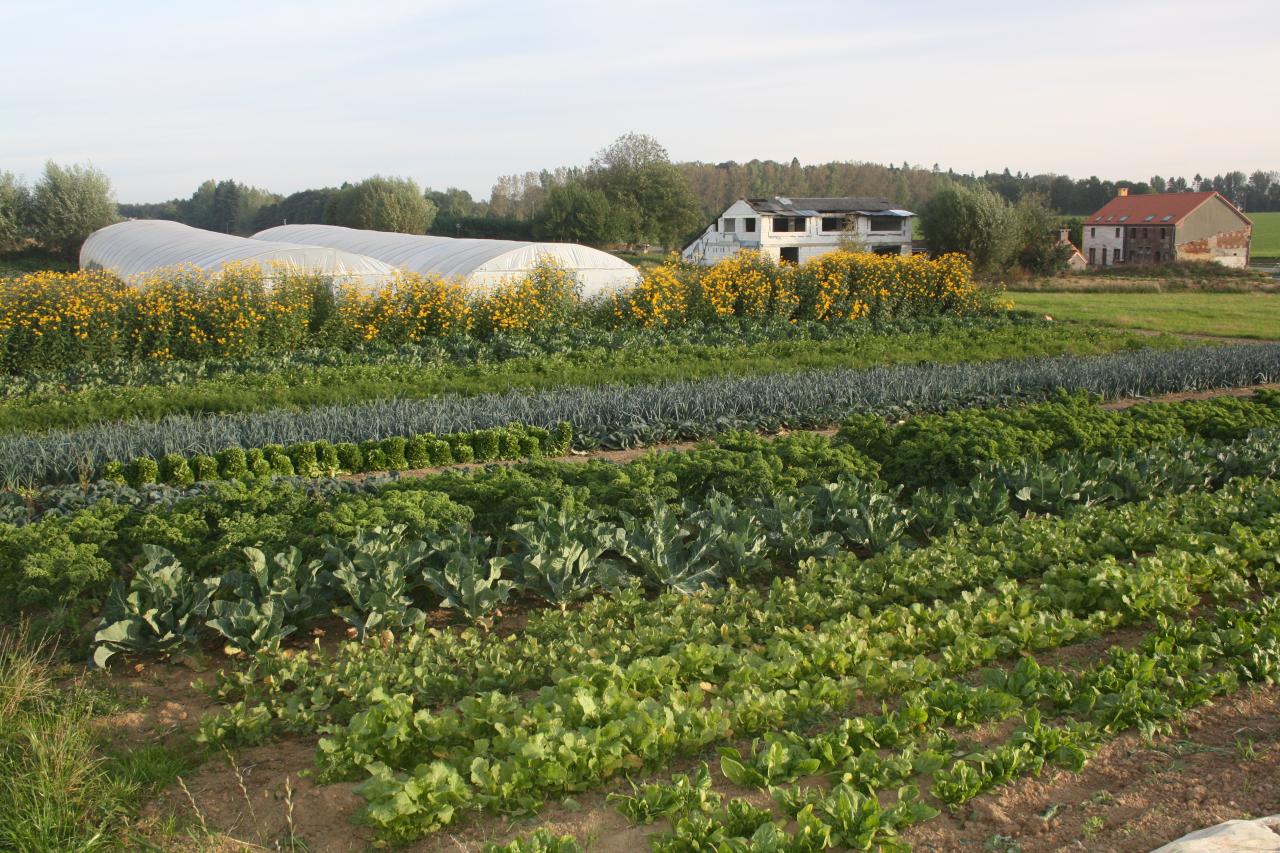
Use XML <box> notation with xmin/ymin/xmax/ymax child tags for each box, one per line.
<box><xmin>2</xmin><ymin>0</ymin><xmax>1277</xmax><ymax>203</ymax></box>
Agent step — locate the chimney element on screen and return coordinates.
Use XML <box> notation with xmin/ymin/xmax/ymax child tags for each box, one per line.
<box><xmin>1058</xmin><ymin>228</ymin><xmax>1070</xmax><ymax>243</ymax></box>
<box><xmin>1117</xmin><ymin>187</ymin><xmax>1129</xmax><ymax>197</ymax></box>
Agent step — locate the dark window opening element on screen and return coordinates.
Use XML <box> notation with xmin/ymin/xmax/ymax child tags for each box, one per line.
<box><xmin>1090</xmin><ymin>227</ymin><xmax>1096</xmax><ymax>237</ymax></box>
<box><xmin>872</xmin><ymin>245</ymin><xmax>901</xmax><ymax>255</ymax></box>
<box><xmin>743</xmin><ymin>218</ymin><xmax>756</xmax><ymax>233</ymax></box>
<box><xmin>779</xmin><ymin>246</ymin><xmax>800</xmax><ymax>264</ymax></box>
<box><xmin>722</xmin><ymin>218</ymin><xmax>735</xmax><ymax>233</ymax></box>
<box><xmin>1089</xmin><ymin>247</ymin><xmax>1096</xmax><ymax>264</ymax></box>
<box><xmin>869</xmin><ymin>216</ymin><xmax>901</xmax><ymax>233</ymax></box>
<box><xmin>772</xmin><ymin>216</ymin><xmax>806</xmax><ymax>233</ymax></box>
<box><xmin>1115</xmin><ymin>228</ymin><xmax>1120</xmax><ymax>237</ymax></box>
<box><xmin>1154</xmin><ymin>250</ymin><xmax>1162</xmax><ymax>262</ymax></box>
<box><xmin>821</xmin><ymin>216</ymin><xmax>848</xmax><ymax>232</ymax></box>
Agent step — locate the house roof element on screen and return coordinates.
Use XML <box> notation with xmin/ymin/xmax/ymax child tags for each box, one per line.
<box><xmin>746</xmin><ymin>196</ymin><xmax>905</xmax><ymax>216</ymax></box>
<box><xmin>1086</xmin><ymin>191</ymin><xmax>1250</xmax><ymax>227</ymax></box>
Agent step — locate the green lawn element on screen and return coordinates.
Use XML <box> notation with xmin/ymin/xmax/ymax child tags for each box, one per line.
<box><xmin>1010</xmin><ymin>291</ymin><xmax>1280</xmax><ymax>339</ymax></box>
<box><xmin>1251</xmin><ymin>211</ymin><xmax>1280</xmax><ymax>259</ymax></box>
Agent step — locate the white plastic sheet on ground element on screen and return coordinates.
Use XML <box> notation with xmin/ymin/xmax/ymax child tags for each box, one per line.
<box><xmin>80</xmin><ymin>220</ymin><xmax>397</xmax><ymax>289</ymax></box>
<box><xmin>252</xmin><ymin>224</ymin><xmax>642</xmax><ymax>297</ymax></box>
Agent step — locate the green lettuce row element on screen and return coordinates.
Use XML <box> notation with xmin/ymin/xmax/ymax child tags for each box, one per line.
<box><xmin>344</xmin><ymin>516</ymin><xmax>1280</xmax><ymax>842</ymax></box>
<box><xmin>99</xmin><ymin>422</ymin><xmax>573</xmax><ymax>488</ymax></box>
<box><xmin>627</xmin><ymin>598</ymin><xmax>1280</xmax><ymax>852</ymax></box>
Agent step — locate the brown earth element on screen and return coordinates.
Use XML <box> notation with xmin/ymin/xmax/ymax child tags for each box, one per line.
<box><xmin>905</xmin><ymin>686</ymin><xmax>1280</xmax><ymax>853</ymax></box>
<box><xmin>125</xmin><ymin>618</ymin><xmax>1279</xmax><ymax>852</ymax></box>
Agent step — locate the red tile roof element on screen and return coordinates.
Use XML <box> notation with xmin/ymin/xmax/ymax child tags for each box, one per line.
<box><xmin>1087</xmin><ymin>191</ymin><xmax>1249</xmax><ymax>226</ymax></box>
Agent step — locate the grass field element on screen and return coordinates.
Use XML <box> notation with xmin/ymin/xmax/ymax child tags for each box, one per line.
<box><xmin>1011</xmin><ymin>291</ymin><xmax>1280</xmax><ymax>339</ymax></box>
<box><xmin>1250</xmin><ymin>210</ymin><xmax>1280</xmax><ymax>259</ymax></box>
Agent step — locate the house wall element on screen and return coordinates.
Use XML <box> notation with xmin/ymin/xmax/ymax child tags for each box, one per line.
<box><xmin>1175</xmin><ymin>199</ymin><xmax>1252</xmax><ymax>267</ymax></box>
<box><xmin>681</xmin><ymin>200</ymin><xmax>761</xmax><ymax>263</ymax></box>
<box><xmin>1122</xmin><ymin>223</ymin><xmax>1176</xmax><ymax>266</ymax></box>
<box><xmin>1081</xmin><ymin>222</ymin><xmax>1125</xmax><ymax>266</ymax></box>
<box><xmin>683</xmin><ymin>202</ymin><xmax>914</xmax><ymax>265</ymax></box>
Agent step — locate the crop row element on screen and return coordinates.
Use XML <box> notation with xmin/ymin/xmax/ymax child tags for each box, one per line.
<box><xmin>334</xmin><ymin>491</ymin><xmax>1280</xmax><ymax>841</ymax></box>
<box><xmin>0</xmin><ymin>338</ymin><xmax>1274</xmax><ymax>488</ymax></box>
<box><xmin>0</xmin><ymin>314</ymin><xmax>1089</xmax><ymax>405</ymax></box>
<box><xmin>608</xmin><ymin>599</ymin><xmax>1280</xmax><ymax>852</ymax></box>
<box><xmin>201</xmin><ymin>455</ymin><xmax>1280</xmax><ymax>747</ymax></box>
<box><xmin>98</xmin><ymin>422</ymin><xmax>571</xmax><ymax>488</ymax></box>
<box><xmin>7</xmin><ymin>392</ymin><xmax>1280</xmax><ymax>619</ymax></box>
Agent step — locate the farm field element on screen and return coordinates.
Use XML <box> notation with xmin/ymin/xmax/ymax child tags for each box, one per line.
<box><xmin>1250</xmin><ymin>210</ymin><xmax>1280</xmax><ymax>259</ymax></box>
<box><xmin>1010</xmin><ymin>291</ymin><xmax>1280</xmax><ymax>339</ymax></box>
<box><xmin>6</xmin><ymin>251</ymin><xmax>1280</xmax><ymax>851</ymax></box>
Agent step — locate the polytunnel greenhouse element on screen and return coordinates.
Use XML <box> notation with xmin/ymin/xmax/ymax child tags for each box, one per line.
<box><xmin>252</xmin><ymin>224</ymin><xmax>642</xmax><ymax>296</ymax></box>
<box><xmin>80</xmin><ymin>220</ymin><xmax>397</xmax><ymax>287</ymax></box>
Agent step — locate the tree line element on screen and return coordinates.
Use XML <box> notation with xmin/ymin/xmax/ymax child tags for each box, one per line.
<box><xmin>5</xmin><ymin>135</ymin><xmax>1275</xmax><ymax>264</ymax></box>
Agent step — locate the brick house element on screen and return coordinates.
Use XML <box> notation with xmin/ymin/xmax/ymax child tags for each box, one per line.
<box><xmin>1081</xmin><ymin>190</ymin><xmax>1252</xmax><ymax>268</ymax></box>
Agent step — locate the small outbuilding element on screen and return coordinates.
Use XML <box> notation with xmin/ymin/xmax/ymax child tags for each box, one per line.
<box><xmin>80</xmin><ymin>220</ymin><xmax>397</xmax><ymax>288</ymax></box>
<box><xmin>251</xmin><ymin>224</ymin><xmax>642</xmax><ymax>297</ymax></box>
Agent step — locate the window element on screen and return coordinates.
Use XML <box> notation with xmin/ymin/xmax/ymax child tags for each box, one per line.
<box><xmin>1154</xmin><ymin>250</ymin><xmax>1162</xmax><ymax>262</ymax></box>
<box><xmin>722</xmin><ymin>218</ymin><xmax>735</xmax><ymax>233</ymax></box>
<box><xmin>743</xmin><ymin>218</ymin><xmax>756</xmax><ymax>233</ymax></box>
<box><xmin>869</xmin><ymin>216</ymin><xmax>901</xmax><ymax>233</ymax></box>
<box><xmin>1090</xmin><ymin>227</ymin><xmax>1096</xmax><ymax>238</ymax></box>
<box><xmin>1115</xmin><ymin>228</ymin><xmax>1120</xmax><ymax>237</ymax></box>
<box><xmin>1160</xmin><ymin>227</ymin><xmax>1166</xmax><ymax>239</ymax></box>
<box><xmin>872</xmin><ymin>244</ymin><xmax>901</xmax><ymax>255</ymax></box>
<box><xmin>779</xmin><ymin>246</ymin><xmax>800</xmax><ymax>264</ymax></box>
<box><xmin>1102</xmin><ymin>247</ymin><xmax>1109</xmax><ymax>266</ymax></box>
<box><xmin>772</xmin><ymin>216</ymin><xmax>806</xmax><ymax>233</ymax></box>
<box><xmin>1115</xmin><ymin>248</ymin><xmax>1123</xmax><ymax>263</ymax></box>
<box><xmin>1089</xmin><ymin>247</ymin><xmax>1096</xmax><ymax>265</ymax></box>
<box><xmin>1142</xmin><ymin>228</ymin><xmax>1148</xmax><ymax>238</ymax></box>
<box><xmin>1130</xmin><ymin>228</ymin><xmax>1137</xmax><ymax>238</ymax></box>
<box><xmin>821</xmin><ymin>216</ymin><xmax>847</xmax><ymax>232</ymax></box>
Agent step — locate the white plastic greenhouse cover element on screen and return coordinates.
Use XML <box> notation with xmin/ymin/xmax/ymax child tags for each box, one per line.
<box><xmin>252</xmin><ymin>224</ymin><xmax>642</xmax><ymax>296</ymax></box>
<box><xmin>80</xmin><ymin>220</ymin><xmax>397</xmax><ymax>288</ymax></box>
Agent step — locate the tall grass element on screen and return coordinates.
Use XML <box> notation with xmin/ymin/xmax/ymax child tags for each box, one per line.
<box><xmin>0</xmin><ymin>622</ymin><xmax>185</xmax><ymax>851</ymax></box>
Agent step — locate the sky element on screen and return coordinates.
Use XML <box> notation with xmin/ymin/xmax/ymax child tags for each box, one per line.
<box><xmin>2</xmin><ymin>0</ymin><xmax>1277</xmax><ymax>203</ymax></box>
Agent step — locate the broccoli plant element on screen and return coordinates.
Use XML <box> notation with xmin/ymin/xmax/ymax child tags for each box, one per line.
<box><xmin>324</xmin><ymin>525</ymin><xmax>428</xmax><ymax>639</ymax></box>
<box><xmin>206</xmin><ymin>546</ymin><xmax>328</xmax><ymax>655</ymax></box>
<box><xmin>92</xmin><ymin>544</ymin><xmax>211</xmax><ymax>668</ymax></box>
<box><xmin>808</xmin><ymin>478</ymin><xmax>916</xmax><ymax>554</ymax></box>
<box><xmin>616</xmin><ymin>501</ymin><xmax>719</xmax><ymax>594</ymax></box>
<box><xmin>421</xmin><ymin>526</ymin><xmax>514</xmax><ymax>622</ymax></box>
<box><xmin>508</xmin><ymin>500</ymin><xmax>623</xmax><ymax>607</ymax></box>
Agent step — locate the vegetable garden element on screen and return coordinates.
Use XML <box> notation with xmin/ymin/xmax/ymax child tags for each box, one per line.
<box><xmin>1</xmin><ymin>254</ymin><xmax>1279</xmax><ymax>851</ymax></box>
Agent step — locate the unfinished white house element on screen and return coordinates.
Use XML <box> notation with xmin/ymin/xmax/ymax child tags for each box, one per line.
<box><xmin>681</xmin><ymin>197</ymin><xmax>915</xmax><ymax>265</ymax></box>
<box><xmin>80</xmin><ymin>220</ymin><xmax>397</xmax><ymax>289</ymax></box>
<box><xmin>252</xmin><ymin>224</ymin><xmax>641</xmax><ymax>297</ymax></box>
